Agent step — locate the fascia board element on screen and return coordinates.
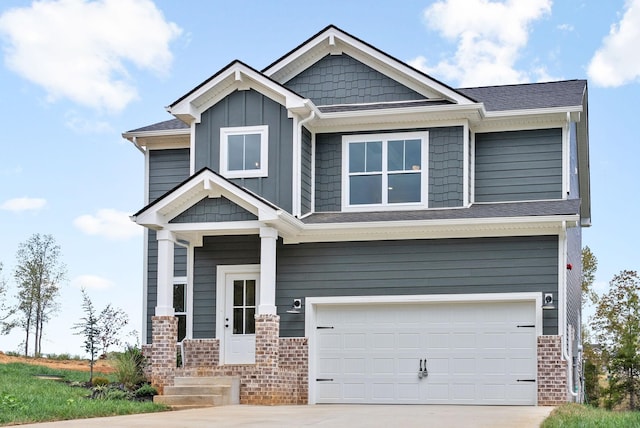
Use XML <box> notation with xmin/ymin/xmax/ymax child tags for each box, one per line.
<box><xmin>483</xmin><ymin>105</ymin><xmax>583</xmax><ymax>118</ymax></box>
<box><xmin>122</xmin><ymin>128</ymin><xmax>190</xmax><ymax>140</ymax></box>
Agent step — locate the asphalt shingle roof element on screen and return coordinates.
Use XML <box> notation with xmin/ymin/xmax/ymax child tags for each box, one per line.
<box><xmin>302</xmin><ymin>199</ymin><xmax>581</xmax><ymax>224</ymax></box>
<box><xmin>457</xmin><ymin>80</ymin><xmax>586</xmax><ymax>111</ymax></box>
<box><xmin>127</xmin><ymin>118</ymin><xmax>188</xmax><ymax>133</ymax></box>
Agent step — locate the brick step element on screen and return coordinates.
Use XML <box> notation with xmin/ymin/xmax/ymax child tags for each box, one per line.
<box><xmin>154</xmin><ymin>393</ymin><xmax>224</xmax><ymax>406</ymax></box>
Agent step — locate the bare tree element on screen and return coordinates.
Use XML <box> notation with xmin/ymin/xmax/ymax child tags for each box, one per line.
<box><xmin>14</xmin><ymin>234</ymin><xmax>66</xmax><ymax>356</ymax></box>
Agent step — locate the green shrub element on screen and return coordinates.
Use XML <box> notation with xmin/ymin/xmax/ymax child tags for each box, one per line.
<box><xmin>111</xmin><ymin>346</ymin><xmax>147</xmax><ymax>391</ymax></box>
<box><xmin>92</xmin><ymin>377</ymin><xmax>109</xmax><ymax>387</ymax></box>
<box><xmin>134</xmin><ymin>384</ymin><xmax>158</xmax><ymax>398</ymax></box>
<box><xmin>104</xmin><ymin>388</ymin><xmax>132</xmax><ymax>401</ymax></box>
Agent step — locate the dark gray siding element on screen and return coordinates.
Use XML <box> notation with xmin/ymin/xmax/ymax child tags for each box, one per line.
<box><xmin>300</xmin><ymin>127</ymin><xmax>312</xmax><ymax>216</ymax></box>
<box><xmin>284</xmin><ymin>54</ymin><xmax>425</xmax><ymax>105</ymax></box>
<box><xmin>194</xmin><ymin>89</ymin><xmax>293</xmax><ymax>212</ymax></box>
<box><xmin>475</xmin><ymin>129</ymin><xmax>563</xmax><ymax>202</ymax></box>
<box><xmin>429</xmin><ymin>127</ymin><xmax>464</xmax><ymax>207</ymax></box>
<box><xmin>314</xmin><ymin>133</ymin><xmax>342</xmax><ymax>212</ymax></box>
<box><xmin>170</xmin><ymin>197</ymin><xmax>257</xmax><ymax>223</ymax></box>
<box><xmin>314</xmin><ymin>127</ymin><xmax>465</xmax><ymax>211</ymax></box>
<box><xmin>192</xmin><ymin>236</ymin><xmax>260</xmax><ymax>338</ymax></box>
<box><xmin>146</xmin><ymin>148</ymin><xmax>190</xmax><ymax>342</ymax></box>
<box><xmin>148</xmin><ymin>149</ymin><xmax>190</xmax><ymax>201</ymax></box>
<box><xmin>276</xmin><ymin>236</ymin><xmax>559</xmax><ymax>337</ymax></box>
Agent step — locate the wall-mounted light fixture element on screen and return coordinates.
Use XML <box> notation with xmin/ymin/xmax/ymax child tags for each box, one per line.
<box><xmin>542</xmin><ymin>293</ymin><xmax>556</xmax><ymax>310</ymax></box>
<box><xmin>286</xmin><ymin>298</ymin><xmax>302</xmax><ymax>314</ymax></box>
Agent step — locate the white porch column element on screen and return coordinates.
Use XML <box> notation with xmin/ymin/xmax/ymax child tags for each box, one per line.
<box><xmin>259</xmin><ymin>226</ymin><xmax>278</xmax><ymax>315</ymax></box>
<box><xmin>155</xmin><ymin>230</ymin><xmax>175</xmax><ymax>316</ymax></box>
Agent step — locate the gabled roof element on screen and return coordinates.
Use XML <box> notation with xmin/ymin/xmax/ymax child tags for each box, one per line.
<box><xmin>167</xmin><ymin>60</ymin><xmax>309</xmax><ymax>123</ymax></box>
<box><xmin>263</xmin><ymin>25</ymin><xmax>475</xmax><ymax>106</ymax></box>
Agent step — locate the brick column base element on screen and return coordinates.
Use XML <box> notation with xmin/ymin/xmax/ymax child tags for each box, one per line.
<box><xmin>538</xmin><ymin>335</ymin><xmax>568</xmax><ymax>405</ymax></box>
<box><xmin>151</xmin><ymin>316</ymin><xmax>177</xmax><ymax>394</ymax></box>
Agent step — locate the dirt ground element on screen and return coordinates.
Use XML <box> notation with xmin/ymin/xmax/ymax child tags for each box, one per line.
<box><xmin>0</xmin><ymin>351</ymin><xmax>115</xmax><ymax>373</ymax></box>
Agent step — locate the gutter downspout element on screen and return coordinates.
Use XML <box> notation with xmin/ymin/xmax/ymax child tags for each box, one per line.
<box><xmin>561</xmin><ymin>220</ymin><xmax>579</xmax><ymax>398</ymax></box>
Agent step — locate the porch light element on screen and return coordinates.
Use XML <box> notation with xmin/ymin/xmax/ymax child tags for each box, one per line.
<box><xmin>286</xmin><ymin>298</ymin><xmax>302</xmax><ymax>314</ymax></box>
<box><xmin>542</xmin><ymin>293</ymin><xmax>556</xmax><ymax>310</ymax></box>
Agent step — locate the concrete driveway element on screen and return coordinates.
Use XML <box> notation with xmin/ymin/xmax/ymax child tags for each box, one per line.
<box><xmin>16</xmin><ymin>405</ymin><xmax>554</xmax><ymax>428</ymax></box>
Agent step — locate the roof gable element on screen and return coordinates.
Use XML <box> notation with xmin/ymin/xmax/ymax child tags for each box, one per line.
<box><xmin>263</xmin><ymin>25</ymin><xmax>475</xmax><ymax>106</ymax></box>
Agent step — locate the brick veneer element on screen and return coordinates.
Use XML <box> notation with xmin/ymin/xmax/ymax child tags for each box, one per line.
<box><xmin>149</xmin><ymin>315</ymin><xmax>308</xmax><ymax>405</ymax></box>
<box><xmin>538</xmin><ymin>335</ymin><xmax>569</xmax><ymax>405</ymax></box>
<box><xmin>150</xmin><ymin>316</ymin><xmax>177</xmax><ymax>394</ymax></box>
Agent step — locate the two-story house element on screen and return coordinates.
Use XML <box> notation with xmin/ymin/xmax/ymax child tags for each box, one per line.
<box><xmin>123</xmin><ymin>25</ymin><xmax>589</xmax><ymax>406</ymax></box>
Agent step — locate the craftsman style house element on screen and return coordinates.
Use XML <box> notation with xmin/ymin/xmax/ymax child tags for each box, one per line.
<box><xmin>123</xmin><ymin>26</ymin><xmax>590</xmax><ymax>406</ymax></box>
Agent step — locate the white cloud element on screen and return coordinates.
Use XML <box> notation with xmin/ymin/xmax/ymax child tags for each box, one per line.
<box><xmin>409</xmin><ymin>0</ymin><xmax>552</xmax><ymax>87</ymax></box>
<box><xmin>72</xmin><ymin>274</ymin><xmax>114</xmax><ymax>290</ymax></box>
<box><xmin>0</xmin><ymin>0</ymin><xmax>182</xmax><ymax>112</ymax></box>
<box><xmin>64</xmin><ymin>111</ymin><xmax>113</xmax><ymax>134</ymax></box>
<box><xmin>557</xmin><ymin>23</ymin><xmax>574</xmax><ymax>32</ymax></box>
<box><xmin>74</xmin><ymin>209</ymin><xmax>142</xmax><ymax>240</ymax></box>
<box><xmin>1</xmin><ymin>197</ymin><xmax>47</xmax><ymax>213</ymax></box>
<box><xmin>588</xmin><ymin>0</ymin><xmax>640</xmax><ymax>87</ymax></box>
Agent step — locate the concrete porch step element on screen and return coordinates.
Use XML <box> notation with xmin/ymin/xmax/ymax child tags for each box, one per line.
<box><xmin>154</xmin><ymin>376</ymin><xmax>240</xmax><ymax>409</ymax></box>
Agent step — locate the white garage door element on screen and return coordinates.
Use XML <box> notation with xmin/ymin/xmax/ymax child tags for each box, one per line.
<box><xmin>314</xmin><ymin>301</ymin><xmax>537</xmax><ymax>405</ymax></box>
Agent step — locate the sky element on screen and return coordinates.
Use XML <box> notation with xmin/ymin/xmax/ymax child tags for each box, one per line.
<box><xmin>0</xmin><ymin>0</ymin><xmax>638</xmax><ymax>356</ymax></box>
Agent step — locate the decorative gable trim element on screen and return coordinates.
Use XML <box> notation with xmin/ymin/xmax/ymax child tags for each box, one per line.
<box><xmin>262</xmin><ymin>25</ymin><xmax>476</xmax><ymax>106</ymax></box>
<box><xmin>167</xmin><ymin>61</ymin><xmax>309</xmax><ymax>124</ymax></box>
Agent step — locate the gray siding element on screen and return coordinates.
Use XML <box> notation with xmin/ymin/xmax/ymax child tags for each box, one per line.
<box><xmin>314</xmin><ymin>127</ymin><xmax>465</xmax><ymax>211</ymax></box>
<box><xmin>300</xmin><ymin>127</ymin><xmax>312</xmax><ymax>216</ymax></box>
<box><xmin>192</xmin><ymin>236</ymin><xmax>260</xmax><ymax>339</ymax></box>
<box><xmin>315</xmin><ymin>133</ymin><xmax>342</xmax><ymax>212</ymax></box>
<box><xmin>276</xmin><ymin>236</ymin><xmax>559</xmax><ymax>337</ymax></box>
<box><xmin>475</xmin><ymin>129</ymin><xmax>563</xmax><ymax>202</ymax></box>
<box><xmin>567</xmin><ymin>225</ymin><xmax>582</xmax><ymax>355</ymax></box>
<box><xmin>170</xmin><ymin>197</ymin><xmax>257</xmax><ymax>223</ymax></box>
<box><xmin>284</xmin><ymin>54</ymin><xmax>425</xmax><ymax>106</ymax></box>
<box><xmin>194</xmin><ymin>89</ymin><xmax>293</xmax><ymax>212</ymax></box>
<box><xmin>148</xmin><ymin>148</ymin><xmax>190</xmax><ymax>201</ymax></box>
<box><xmin>146</xmin><ymin>148</ymin><xmax>190</xmax><ymax>342</ymax></box>
<box><xmin>429</xmin><ymin>127</ymin><xmax>464</xmax><ymax>207</ymax></box>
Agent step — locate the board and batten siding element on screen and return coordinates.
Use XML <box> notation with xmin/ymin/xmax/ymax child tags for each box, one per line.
<box><xmin>314</xmin><ymin>127</ymin><xmax>465</xmax><ymax>211</ymax></box>
<box><xmin>276</xmin><ymin>236</ymin><xmax>559</xmax><ymax>337</ymax></box>
<box><xmin>194</xmin><ymin>89</ymin><xmax>294</xmax><ymax>212</ymax></box>
<box><xmin>474</xmin><ymin>128</ymin><xmax>563</xmax><ymax>202</ymax></box>
<box><xmin>146</xmin><ymin>148</ymin><xmax>190</xmax><ymax>342</ymax></box>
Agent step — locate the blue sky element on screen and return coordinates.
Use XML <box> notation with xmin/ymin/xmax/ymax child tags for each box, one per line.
<box><xmin>0</xmin><ymin>0</ymin><xmax>638</xmax><ymax>356</ymax></box>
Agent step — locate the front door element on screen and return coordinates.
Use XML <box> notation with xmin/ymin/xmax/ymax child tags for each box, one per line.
<box><xmin>224</xmin><ymin>273</ymin><xmax>259</xmax><ymax>364</ymax></box>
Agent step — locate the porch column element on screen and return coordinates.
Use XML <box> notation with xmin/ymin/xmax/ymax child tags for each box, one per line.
<box><xmin>155</xmin><ymin>230</ymin><xmax>175</xmax><ymax>316</ymax></box>
<box><xmin>259</xmin><ymin>226</ymin><xmax>278</xmax><ymax>315</ymax></box>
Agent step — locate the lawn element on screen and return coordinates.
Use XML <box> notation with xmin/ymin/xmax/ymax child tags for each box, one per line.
<box><xmin>542</xmin><ymin>403</ymin><xmax>640</xmax><ymax>427</ymax></box>
<box><xmin>0</xmin><ymin>362</ymin><xmax>167</xmax><ymax>426</ymax></box>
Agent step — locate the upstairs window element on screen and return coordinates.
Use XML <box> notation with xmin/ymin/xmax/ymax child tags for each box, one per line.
<box><xmin>342</xmin><ymin>132</ymin><xmax>428</xmax><ymax>210</ymax></box>
<box><xmin>220</xmin><ymin>125</ymin><xmax>269</xmax><ymax>178</ymax></box>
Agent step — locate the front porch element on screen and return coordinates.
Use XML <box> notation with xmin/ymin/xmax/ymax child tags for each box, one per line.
<box><xmin>144</xmin><ymin>314</ymin><xmax>308</xmax><ymax>405</ymax></box>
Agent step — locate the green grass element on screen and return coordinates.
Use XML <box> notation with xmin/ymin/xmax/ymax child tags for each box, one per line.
<box><xmin>0</xmin><ymin>362</ymin><xmax>167</xmax><ymax>426</ymax></box>
<box><xmin>542</xmin><ymin>403</ymin><xmax>640</xmax><ymax>428</ymax></box>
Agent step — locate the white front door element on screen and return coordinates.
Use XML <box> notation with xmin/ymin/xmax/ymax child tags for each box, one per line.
<box><xmin>224</xmin><ymin>273</ymin><xmax>259</xmax><ymax>364</ymax></box>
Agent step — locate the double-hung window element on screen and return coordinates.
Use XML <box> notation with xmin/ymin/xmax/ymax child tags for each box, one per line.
<box><xmin>343</xmin><ymin>132</ymin><xmax>428</xmax><ymax>210</ymax></box>
<box><xmin>220</xmin><ymin>125</ymin><xmax>269</xmax><ymax>178</ymax></box>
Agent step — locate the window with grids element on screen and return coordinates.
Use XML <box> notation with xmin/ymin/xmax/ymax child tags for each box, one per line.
<box><xmin>173</xmin><ymin>280</ymin><xmax>187</xmax><ymax>342</ymax></box>
<box><xmin>232</xmin><ymin>279</ymin><xmax>256</xmax><ymax>335</ymax></box>
<box><xmin>220</xmin><ymin>125</ymin><xmax>268</xmax><ymax>178</ymax></box>
<box><xmin>343</xmin><ymin>132</ymin><xmax>428</xmax><ymax>209</ymax></box>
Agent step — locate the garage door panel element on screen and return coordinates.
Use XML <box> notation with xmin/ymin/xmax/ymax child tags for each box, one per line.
<box><xmin>315</xmin><ymin>301</ymin><xmax>537</xmax><ymax>405</ymax></box>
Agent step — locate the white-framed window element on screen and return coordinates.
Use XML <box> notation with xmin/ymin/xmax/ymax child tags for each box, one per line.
<box><xmin>173</xmin><ymin>277</ymin><xmax>187</xmax><ymax>342</ymax></box>
<box><xmin>220</xmin><ymin>125</ymin><xmax>269</xmax><ymax>178</ymax></box>
<box><xmin>342</xmin><ymin>131</ymin><xmax>428</xmax><ymax>211</ymax></box>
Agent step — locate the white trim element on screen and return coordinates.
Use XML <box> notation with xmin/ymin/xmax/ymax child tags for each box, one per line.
<box><xmin>186</xmin><ymin>244</ymin><xmax>194</xmax><ymax>339</ymax></box>
<box><xmin>470</xmin><ymin>131</ymin><xmax>476</xmax><ymax>205</ymax></box>
<box><xmin>310</xmin><ymin>132</ymin><xmax>316</xmax><ymax>214</ymax></box>
<box><xmin>305</xmin><ymin>292</ymin><xmax>543</xmax><ymax>405</ymax></box>
<box><xmin>216</xmin><ymin>264</ymin><xmax>260</xmax><ymax>366</ymax></box>
<box><xmin>341</xmin><ymin>131</ymin><xmax>429</xmax><ymax>211</ymax></box>
<box><xmin>190</xmin><ymin>121</ymin><xmax>197</xmax><ymax>175</ymax></box>
<box><xmin>219</xmin><ymin>125</ymin><xmax>269</xmax><ymax>179</ymax></box>
<box><xmin>141</xmin><ymin>228</ymin><xmax>149</xmax><ymax>345</ymax></box>
<box><xmin>562</xmin><ymin>113</ymin><xmax>570</xmax><ymax>198</ymax></box>
<box><xmin>292</xmin><ymin>115</ymin><xmax>300</xmax><ymax>217</ymax></box>
<box><xmin>463</xmin><ymin>121</ymin><xmax>470</xmax><ymax>207</ymax></box>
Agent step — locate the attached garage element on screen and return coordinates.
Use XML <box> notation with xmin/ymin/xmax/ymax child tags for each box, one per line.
<box><xmin>308</xmin><ymin>294</ymin><xmax>541</xmax><ymax>405</ymax></box>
